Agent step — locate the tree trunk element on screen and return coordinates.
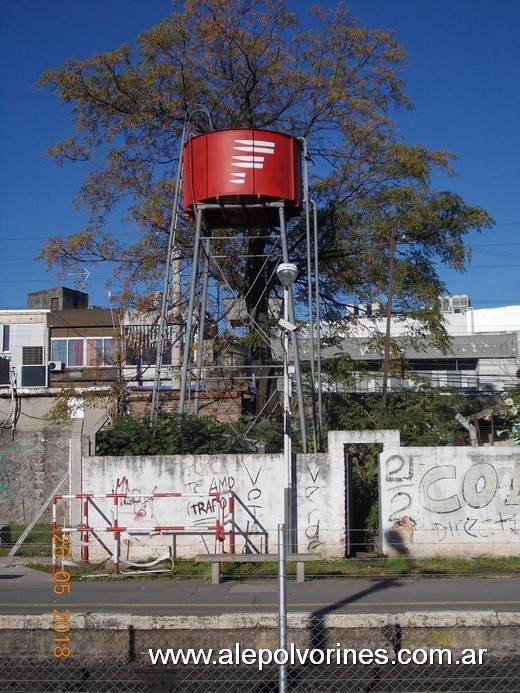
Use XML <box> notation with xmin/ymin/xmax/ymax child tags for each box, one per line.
<box><xmin>245</xmin><ymin>232</ymin><xmax>280</xmax><ymax>418</ymax></box>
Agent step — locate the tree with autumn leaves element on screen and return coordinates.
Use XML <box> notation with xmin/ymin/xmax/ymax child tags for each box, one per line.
<box><xmin>38</xmin><ymin>0</ymin><xmax>492</xmax><ymax>412</ymax></box>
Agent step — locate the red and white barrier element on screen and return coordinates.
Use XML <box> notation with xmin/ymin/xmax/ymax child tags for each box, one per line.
<box><xmin>52</xmin><ymin>491</ymin><xmax>235</xmax><ymax>574</ymax></box>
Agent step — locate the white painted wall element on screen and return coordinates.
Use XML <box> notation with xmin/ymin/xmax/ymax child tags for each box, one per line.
<box><xmin>68</xmin><ymin>431</ymin><xmax>520</xmax><ymax>565</ymax></box>
<box><xmin>380</xmin><ymin>446</ymin><xmax>520</xmax><ymax>558</ymax></box>
<box><xmin>77</xmin><ymin>449</ymin><xmax>345</xmax><ymax>564</ymax></box>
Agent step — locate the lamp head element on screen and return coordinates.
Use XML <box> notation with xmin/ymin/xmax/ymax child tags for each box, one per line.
<box><xmin>276</xmin><ymin>262</ymin><xmax>298</xmax><ymax>288</ymax></box>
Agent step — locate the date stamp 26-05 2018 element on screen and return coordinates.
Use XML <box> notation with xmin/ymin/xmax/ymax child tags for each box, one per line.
<box><xmin>51</xmin><ymin>532</ymin><xmax>72</xmax><ymax>658</ymax></box>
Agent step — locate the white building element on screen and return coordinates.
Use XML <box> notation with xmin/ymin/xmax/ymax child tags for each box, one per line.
<box><xmin>304</xmin><ymin>296</ymin><xmax>520</xmax><ymax>394</ymax></box>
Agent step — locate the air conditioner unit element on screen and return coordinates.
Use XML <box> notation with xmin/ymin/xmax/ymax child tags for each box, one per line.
<box><xmin>48</xmin><ymin>360</ymin><xmax>64</xmax><ymax>372</ymax></box>
<box><xmin>18</xmin><ymin>365</ymin><xmax>48</xmax><ymax>387</ymax></box>
<box><xmin>452</xmin><ymin>295</ymin><xmax>470</xmax><ymax>309</ymax></box>
<box><xmin>440</xmin><ymin>298</ymin><xmax>452</xmax><ymax>313</ymax></box>
<box><xmin>0</xmin><ymin>356</ymin><xmax>10</xmax><ymax>386</ymax></box>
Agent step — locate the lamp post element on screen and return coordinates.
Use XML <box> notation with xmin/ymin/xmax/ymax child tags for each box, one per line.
<box><xmin>276</xmin><ymin>262</ymin><xmax>298</xmax><ymax>548</ymax></box>
<box><xmin>382</xmin><ymin>230</ymin><xmax>397</xmax><ymax>407</ymax></box>
<box><xmin>276</xmin><ymin>261</ymin><xmax>298</xmax><ymax>693</ymax></box>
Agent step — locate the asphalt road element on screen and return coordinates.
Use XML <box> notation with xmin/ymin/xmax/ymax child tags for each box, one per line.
<box><xmin>1</xmin><ymin>560</ymin><xmax>519</xmax><ymax>616</ymax></box>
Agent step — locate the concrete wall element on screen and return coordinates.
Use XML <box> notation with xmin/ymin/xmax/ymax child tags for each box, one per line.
<box><xmin>380</xmin><ymin>446</ymin><xmax>520</xmax><ymax>558</ymax></box>
<box><xmin>0</xmin><ymin>393</ymin><xmax>108</xmax><ymax>526</ymax></box>
<box><xmin>79</xmin><ymin>450</ymin><xmax>344</xmax><ymax>561</ymax></box>
<box><xmin>2</xmin><ymin>611</ymin><xmax>519</xmax><ymax>663</ymax></box>
<box><xmin>0</xmin><ymin>428</ymin><xmax>71</xmax><ymax>526</ymax></box>
<box><xmin>4</xmin><ymin>404</ymin><xmax>520</xmax><ymax>562</ymax></box>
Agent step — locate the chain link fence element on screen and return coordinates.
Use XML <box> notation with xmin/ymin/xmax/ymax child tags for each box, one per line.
<box><xmin>1</xmin><ymin>612</ymin><xmax>519</xmax><ymax>692</ymax></box>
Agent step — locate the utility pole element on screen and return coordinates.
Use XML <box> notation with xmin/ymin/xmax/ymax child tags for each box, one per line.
<box><xmin>382</xmin><ymin>230</ymin><xmax>397</xmax><ymax>407</ymax></box>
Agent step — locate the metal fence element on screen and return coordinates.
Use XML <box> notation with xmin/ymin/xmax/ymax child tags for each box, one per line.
<box><xmin>1</xmin><ymin>613</ymin><xmax>519</xmax><ymax>692</ymax></box>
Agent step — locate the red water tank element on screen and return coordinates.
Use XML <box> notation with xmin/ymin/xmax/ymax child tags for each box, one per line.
<box><xmin>183</xmin><ymin>129</ymin><xmax>302</xmax><ymax>227</ymax></box>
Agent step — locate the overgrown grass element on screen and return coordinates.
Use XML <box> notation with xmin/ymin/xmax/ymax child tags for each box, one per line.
<box><xmin>214</xmin><ymin>556</ymin><xmax>520</xmax><ymax>579</ymax></box>
<box><xmin>21</xmin><ymin>555</ymin><xmax>520</xmax><ymax>581</ymax></box>
<box><xmin>4</xmin><ymin>524</ymin><xmax>519</xmax><ymax>579</ymax></box>
<box><xmin>0</xmin><ymin>524</ymin><xmax>52</xmax><ymax>557</ymax></box>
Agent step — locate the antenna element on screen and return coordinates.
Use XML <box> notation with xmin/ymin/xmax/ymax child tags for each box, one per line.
<box><xmin>68</xmin><ymin>266</ymin><xmax>90</xmax><ymax>292</ymax></box>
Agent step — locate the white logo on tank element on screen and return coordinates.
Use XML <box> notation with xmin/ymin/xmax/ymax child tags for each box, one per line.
<box><xmin>229</xmin><ymin>139</ymin><xmax>275</xmax><ymax>184</ymax></box>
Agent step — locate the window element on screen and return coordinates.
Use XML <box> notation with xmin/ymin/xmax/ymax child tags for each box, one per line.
<box><xmin>22</xmin><ymin>346</ymin><xmax>44</xmax><ymax>365</ymax></box>
<box><xmin>50</xmin><ymin>338</ymin><xmax>113</xmax><ymax>367</ymax></box>
<box><xmin>68</xmin><ymin>339</ymin><xmax>84</xmax><ymax>367</ymax></box>
<box><xmin>50</xmin><ymin>340</ymin><xmax>67</xmax><ymax>364</ymax></box>
<box><xmin>431</xmin><ymin>370</ymin><xmax>448</xmax><ymax>387</ymax></box>
<box><xmin>86</xmin><ymin>338</ymin><xmax>113</xmax><ymax>366</ymax></box>
<box><xmin>1</xmin><ymin>325</ymin><xmax>9</xmax><ymax>352</ymax></box>
<box><xmin>125</xmin><ymin>326</ymin><xmax>173</xmax><ymax>366</ymax></box>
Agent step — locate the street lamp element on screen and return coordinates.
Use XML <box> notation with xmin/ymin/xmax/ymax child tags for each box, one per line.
<box><xmin>277</xmin><ymin>262</ymin><xmax>299</xmax><ymax>290</ymax></box>
<box><xmin>276</xmin><ymin>262</ymin><xmax>298</xmax><ymax>548</ymax></box>
<box><xmin>276</xmin><ymin>261</ymin><xmax>298</xmax><ymax>693</ymax></box>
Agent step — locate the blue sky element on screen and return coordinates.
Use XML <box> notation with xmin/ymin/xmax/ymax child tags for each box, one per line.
<box><xmin>0</xmin><ymin>0</ymin><xmax>519</xmax><ymax>310</ymax></box>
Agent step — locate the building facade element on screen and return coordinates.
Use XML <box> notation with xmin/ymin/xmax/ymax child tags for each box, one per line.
<box><xmin>0</xmin><ymin>288</ymin><xmax>119</xmax><ymax>390</ymax></box>
<box><xmin>311</xmin><ymin>298</ymin><xmax>520</xmax><ymax>395</ymax></box>
<box><xmin>2</xmin><ymin>290</ymin><xmax>518</xmax><ymax>411</ymax></box>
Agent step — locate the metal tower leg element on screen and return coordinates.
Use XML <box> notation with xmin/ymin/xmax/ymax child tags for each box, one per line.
<box><xmin>302</xmin><ymin>141</ymin><xmax>318</xmax><ymax>453</ymax></box>
<box><xmin>179</xmin><ymin>207</ymin><xmax>204</xmax><ymax>414</ymax></box>
<box><xmin>150</xmin><ymin>127</ymin><xmax>186</xmax><ymax>425</ymax></box>
<box><xmin>194</xmin><ymin>237</ymin><xmax>211</xmax><ymax>416</ymax></box>
<box><xmin>311</xmin><ymin>200</ymin><xmax>324</xmax><ymax>451</ymax></box>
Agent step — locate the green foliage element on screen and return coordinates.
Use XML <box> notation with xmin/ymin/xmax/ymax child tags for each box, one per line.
<box><xmin>486</xmin><ymin>388</ymin><xmax>520</xmax><ymax>442</ymax></box>
<box><xmin>233</xmin><ymin>416</ymin><xmax>284</xmax><ymax>452</ymax></box>
<box><xmin>37</xmin><ymin>0</ymin><xmax>495</xmax><ymax>420</ymax></box>
<box><xmin>345</xmin><ymin>443</ymin><xmax>381</xmax><ymax>551</ymax></box>
<box><xmin>26</xmin><ymin>555</ymin><xmax>520</xmax><ymax>579</ymax></box>
<box><xmin>326</xmin><ymin>385</ymin><xmax>469</xmax><ymax>447</ymax></box>
<box><xmin>324</xmin><ymin>383</ymin><xmax>471</xmax><ymax>550</ymax></box>
<box><xmin>47</xmin><ymin>386</ymin><xmax>80</xmax><ymax>423</ymax></box>
<box><xmin>96</xmin><ymin>413</ymin><xmax>255</xmax><ymax>455</ymax></box>
<box><xmin>47</xmin><ymin>381</ymin><xmax>127</xmax><ymax>423</ymax></box>
<box><xmin>0</xmin><ymin>524</ymin><xmax>52</xmax><ymax>557</ymax></box>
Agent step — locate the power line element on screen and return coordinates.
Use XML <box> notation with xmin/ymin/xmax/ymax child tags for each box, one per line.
<box><xmin>2</xmin><ymin>222</ymin><xmax>520</xmax><ymax>243</ymax></box>
<box><xmin>0</xmin><ymin>277</ymin><xmax>112</xmax><ymax>283</ymax></box>
<box><xmin>1</xmin><ymin>233</ymin><xmax>143</xmax><ymax>242</ymax></box>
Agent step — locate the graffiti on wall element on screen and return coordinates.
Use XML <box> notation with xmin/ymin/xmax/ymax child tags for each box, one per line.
<box><xmin>183</xmin><ymin>473</ymin><xmax>235</xmax><ymax>533</ymax></box>
<box><xmin>382</xmin><ymin>450</ymin><xmax>520</xmax><ymax>553</ymax></box>
<box><xmin>108</xmin><ymin>465</ymin><xmax>268</xmax><ymax>552</ymax></box>
<box><xmin>304</xmin><ymin>463</ymin><xmax>325</xmax><ymax>552</ymax></box>
<box><xmin>112</xmin><ymin>475</ymin><xmax>158</xmax><ymax>521</ymax></box>
<box><xmin>0</xmin><ymin>454</ymin><xmax>22</xmax><ymax>496</ymax></box>
<box><xmin>80</xmin><ymin>451</ymin><xmax>345</xmax><ymax>560</ymax></box>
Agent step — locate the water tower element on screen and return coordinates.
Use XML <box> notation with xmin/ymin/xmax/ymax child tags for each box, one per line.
<box><xmin>151</xmin><ymin>125</ymin><xmax>322</xmax><ymax>452</ymax></box>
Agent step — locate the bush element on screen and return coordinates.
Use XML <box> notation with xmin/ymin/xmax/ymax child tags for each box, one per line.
<box><xmin>96</xmin><ymin>413</ymin><xmax>255</xmax><ymax>455</ymax></box>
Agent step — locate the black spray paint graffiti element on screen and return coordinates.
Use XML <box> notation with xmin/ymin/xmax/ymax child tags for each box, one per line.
<box><xmin>433</xmin><ymin>512</ymin><xmax>520</xmax><ymax>542</ymax></box>
<box><xmin>418</xmin><ymin>463</ymin><xmax>499</xmax><ymax>514</ymax></box>
<box><xmin>185</xmin><ymin>478</ymin><xmax>205</xmax><ymax>494</ymax></box>
<box><xmin>185</xmin><ymin>476</ymin><xmax>235</xmax><ymax>495</ymax></box>
<box><xmin>183</xmin><ymin>475</ymin><xmax>235</xmax><ymax>527</ymax></box>
<box><xmin>385</xmin><ymin>454</ymin><xmax>520</xmax><ymax>543</ymax></box>
<box><xmin>506</xmin><ymin>460</ymin><xmax>520</xmax><ymax>507</ymax></box>
<box><xmin>241</xmin><ymin>462</ymin><xmax>264</xmax><ymax>550</ymax></box>
<box><xmin>0</xmin><ymin>454</ymin><xmax>22</xmax><ymax>495</ymax></box>
<box><xmin>183</xmin><ymin>464</ymin><xmax>267</xmax><ymax>549</ymax></box>
<box><xmin>209</xmin><ymin>476</ymin><xmax>235</xmax><ymax>494</ymax></box>
<box><xmin>186</xmin><ymin>495</ymin><xmax>227</xmax><ymax>518</ymax></box>
<box><xmin>305</xmin><ymin>465</ymin><xmax>325</xmax><ymax>551</ymax></box>
<box><xmin>385</xmin><ymin>454</ymin><xmax>415</xmax><ymax>524</ymax></box>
